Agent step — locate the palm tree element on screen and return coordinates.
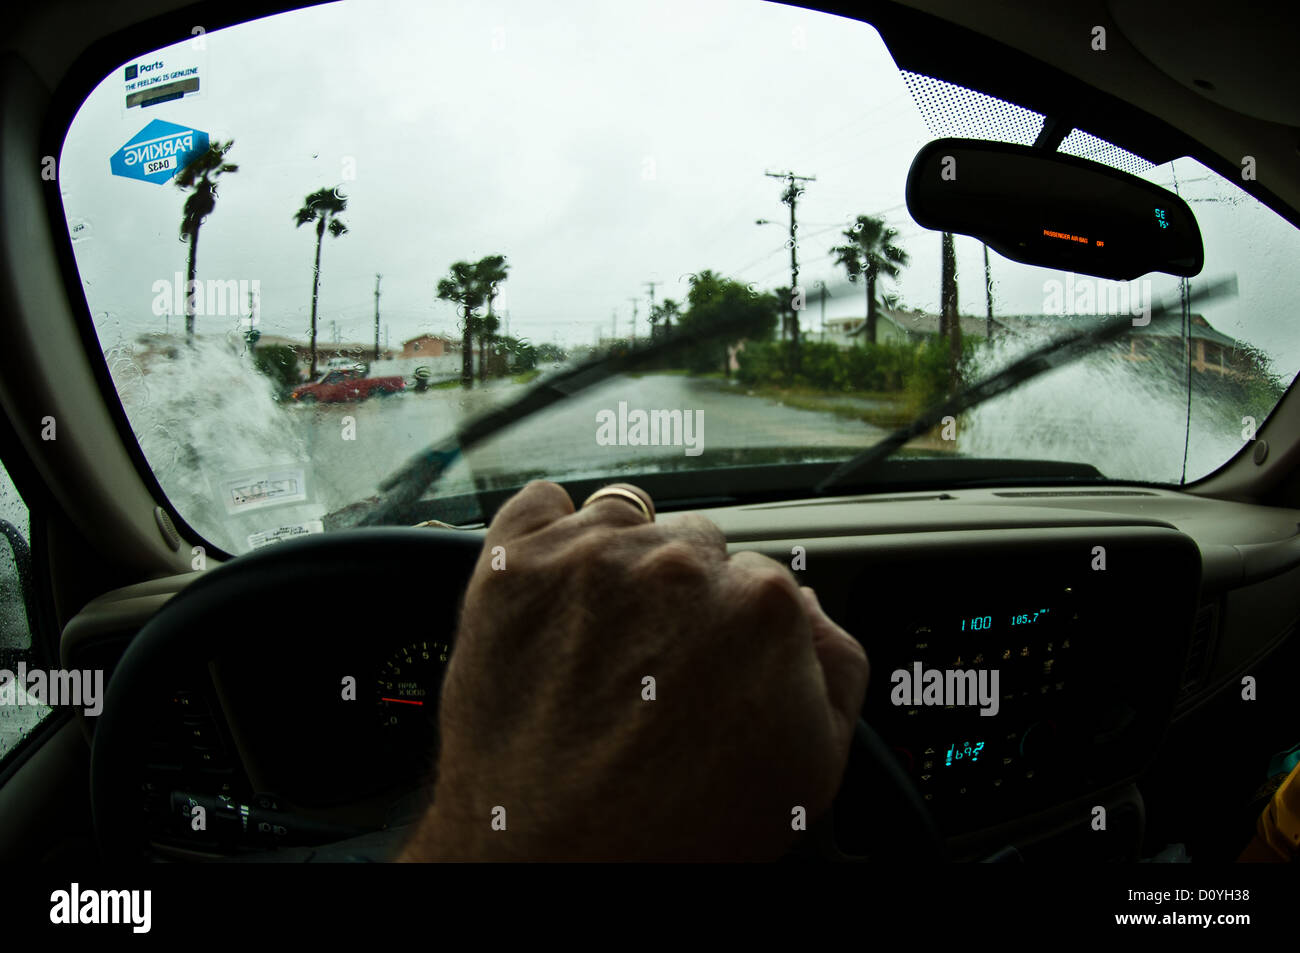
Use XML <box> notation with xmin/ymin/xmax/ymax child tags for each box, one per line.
<box><xmin>662</xmin><ymin>299</ymin><xmax>680</xmax><ymax>335</ymax></box>
<box><xmin>650</xmin><ymin>298</ymin><xmax>680</xmax><ymax>340</ymax></box>
<box><xmin>435</xmin><ymin>255</ymin><xmax>508</xmax><ymax>388</ymax></box>
<box><xmin>294</xmin><ymin>188</ymin><xmax>349</xmax><ymax>378</ymax></box>
<box><xmin>830</xmin><ymin>215</ymin><xmax>908</xmax><ymax>345</ymax></box>
<box><xmin>475</xmin><ymin>255</ymin><xmax>509</xmax><ymax>382</ymax></box>
<box><xmin>477</xmin><ymin>312</ymin><xmax>499</xmax><ymax>382</ymax></box>
<box><xmin>175</xmin><ymin>140</ymin><xmax>238</xmax><ymax>342</ymax></box>
<box><xmin>437</xmin><ymin>261</ymin><xmax>487</xmax><ymax>388</ymax></box>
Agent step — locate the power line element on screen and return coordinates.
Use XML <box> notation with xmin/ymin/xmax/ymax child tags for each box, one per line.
<box><xmin>785</xmin><ymin>99</ymin><xmax>918</xmax><ymax>168</ymax></box>
<box><xmin>731</xmin><ymin>242</ymin><xmax>795</xmax><ymax>278</ymax></box>
<box><xmin>732</xmin><ymin>204</ymin><xmax>912</xmax><ymax>281</ymax></box>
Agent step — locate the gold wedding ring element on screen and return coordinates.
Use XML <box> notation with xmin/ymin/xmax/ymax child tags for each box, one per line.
<box><xmin>581</xmin><ymin>485</ymin><xmax>653</xmax><ymax>522</ymax></box>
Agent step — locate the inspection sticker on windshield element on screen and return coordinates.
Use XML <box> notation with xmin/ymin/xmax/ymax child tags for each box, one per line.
<box><xmin>221</xmin><ymin>467</ymin><xmax>308</xmax><ymax>514</ymax></box>
<box><xmin>248</xmin><ymin>521</ymin><xmax>324</xmax><ymax>550</ymax></box>
<box><xmin>110</xmin><ymin>119</ymin><xmax>209</xmax><ymax>185</ymax></box>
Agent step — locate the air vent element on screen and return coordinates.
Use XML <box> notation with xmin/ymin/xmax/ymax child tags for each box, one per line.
<box><xmin>1179</xmin><ymin>602</ymin><xmax>1219</xmax><ymax>697</ymax></box>
<box><xmin>154</xmin><ymin>506</ymin><xmax>181</xmax><ymax>551</ymax></box>
<box><xmin>992</xmin><ymin>490</ymin><xmax>1157</xmax><ymax>498</ymax></box>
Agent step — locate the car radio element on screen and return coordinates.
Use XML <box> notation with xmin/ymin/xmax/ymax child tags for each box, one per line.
<box><xmin>843</xmin><ymin>531</ymin><xmax>1200</xmax><ymax>838</ymax></box>
<box><xmin>874</xmin><ymin>592</ymin><xmax>1085</xmax><ymax>832</ymax></box>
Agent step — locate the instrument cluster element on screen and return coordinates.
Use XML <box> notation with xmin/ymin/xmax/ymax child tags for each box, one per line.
<box><xmin>133</xmin><ymin>634</ymin><xmax>456</xmax><ymax>856</ymax></box>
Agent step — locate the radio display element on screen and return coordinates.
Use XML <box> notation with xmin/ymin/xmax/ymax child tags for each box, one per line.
<box><xmin>944</xmin><ymin>740</ymin><xmax>986</xmax><ymax>767</ymax></box>
<box><xmin>956</xmin><ymin>607</ymin><xmax>1054</xmax><ymax>633</ymax></box>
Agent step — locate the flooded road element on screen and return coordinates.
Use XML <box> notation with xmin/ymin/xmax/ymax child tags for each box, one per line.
<box><xmin>294</xmin><ymin>373</ymin><xmax>887</xmax><ymax>510</ymax></box>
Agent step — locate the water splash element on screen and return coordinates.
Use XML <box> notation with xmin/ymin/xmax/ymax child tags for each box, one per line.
<box><xmin>109</xmin><ymin>336</ymin><xmax>315</xmax><ymax>554</ymax></box>
<box><xmin>958</xmin><ymin>326</ymin><xmax>1242</xmax><ymax>483</ymax></box>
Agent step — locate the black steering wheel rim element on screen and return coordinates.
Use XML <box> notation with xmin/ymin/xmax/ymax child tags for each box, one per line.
<box><xmin>91</xmin><ymin>527</ymin><xmax>944</xmax><ymax>862</ymax></box>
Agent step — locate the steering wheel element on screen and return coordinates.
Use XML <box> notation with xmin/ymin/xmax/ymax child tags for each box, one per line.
<box><xmin>91</xmin><ymin>528</ymin><xmax>945</xmax><ymax>862</ymax></box>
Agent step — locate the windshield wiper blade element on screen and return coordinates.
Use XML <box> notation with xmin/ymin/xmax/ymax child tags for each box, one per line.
<box><xmin>348</xmin><ymin>315</ymin><xmax>757</xmax><ymax>527</ymax></box>
<box><xmin>815</xmin><ymin>274</ymin><xmax>1238</xmax><ymax>495</ymax></box>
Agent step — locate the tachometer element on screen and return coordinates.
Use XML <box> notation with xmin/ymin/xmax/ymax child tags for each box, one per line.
<box><xmin>376</xmin><ymin>640</ymin><xmax>450</xmax><ymax>745</ymax></box>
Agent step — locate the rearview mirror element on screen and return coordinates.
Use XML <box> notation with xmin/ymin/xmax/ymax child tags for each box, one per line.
<box><xmin>905</xmin><ymin>138</ymin><xmax>1203</xmax><ymax>281</ymax></box>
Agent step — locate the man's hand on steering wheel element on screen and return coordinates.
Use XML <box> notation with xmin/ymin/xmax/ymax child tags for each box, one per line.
<box><xmin>399</xmin><ymin>480</ymin><xmax>869</xmax><ymax>861</ymax></box>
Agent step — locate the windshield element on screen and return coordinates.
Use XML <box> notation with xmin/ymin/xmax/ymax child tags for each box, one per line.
<box><xmin>59</xmin><ymin>0</ymin><xmax>1300</xmax><ymax>555</ymax></box>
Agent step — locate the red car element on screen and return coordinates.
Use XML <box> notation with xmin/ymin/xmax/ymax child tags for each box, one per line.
<box><xmin>291</xmin><ymin>367</ymin><xmax>405</xmax><ymax>403</ymax></box>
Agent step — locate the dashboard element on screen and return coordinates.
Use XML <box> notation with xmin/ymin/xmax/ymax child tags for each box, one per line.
<box><xmin>61</xmin><ymin>485</ymin><xmax>1300</xmax><ymax>861</ymax></box>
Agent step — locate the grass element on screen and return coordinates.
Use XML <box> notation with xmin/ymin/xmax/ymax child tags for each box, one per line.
<box><xmin>529</xmin><ymin>363</ymin><xmax>931</xmax><ymax>432</ymax></box>
<box><xmin>606</xmin><ymin>368</ymin><xmax>920</xmax><ymax>429</ymax></box>
<box><xmin>512</xmin><ymin>368</ymin><xmax>542</xmax><ymax>385</ymax></box>
<box><xmin>750</xmin><ymin>384</ymin><xmax>962</xmax><ymax>448</ymax></box>
<box><xmin>627</xmin><ymin>368</ymin><xmax>684</xmax><ymax>378</ymax></box>
<box><xmin>626</xmin><ymin>367</ymin><xmax>728</xmax><ymax>379</ymax></box>
<box><xmin>743</xmin><ymin>382</ymin><xmax>913</xmax><ymax>429</ymax></box>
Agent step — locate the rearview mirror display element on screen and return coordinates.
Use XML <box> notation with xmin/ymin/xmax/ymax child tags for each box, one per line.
<box><xmin>905</xmin><ymin>138</ymin><xmax>1203</xmax><ymax>281</ymax></box>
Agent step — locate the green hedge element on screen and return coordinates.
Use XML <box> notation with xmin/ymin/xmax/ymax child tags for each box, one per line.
<box><xmin>736</xmin><ymin>336</ymin><xmax>961</xmax><ymax>409</ymax></box>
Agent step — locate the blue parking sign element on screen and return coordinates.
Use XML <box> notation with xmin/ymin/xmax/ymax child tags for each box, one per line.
<box><xmin>110</xmin><ymin>119</ymin><xmax>209</xmax><ymax>184</ymax></box>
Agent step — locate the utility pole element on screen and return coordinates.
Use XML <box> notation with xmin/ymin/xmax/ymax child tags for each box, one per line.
<box><xmin>982</xmin><ymin>243</ymin><xmax>994</xmax><ymax>339</ymax></box>
<box><xmin>374</xmin><ymin>274</ymin><xmax>382</xmax><ymax>361</ymax></box>
<box><xmin>941</xmin><ymin>232</ymin><xmax>960</xmax><ymax>390</ymax></box>
<box><xmin>817</xmin><ymin>280</ymin><xmax>828</xmax><ymax>341</ymax></box>
<box><xmin>644</xmin><ymin>280</ymin><xmax>659</xmax><ymax>340</ymax></box>
<box><xmin>611</xmin><ymin>309</ymin><xmax>617</xmax><ymax>342</ymax></box>
<box><xmin>244</xmin><ymin>289</ymin><xmax>260</xmax><ymax>349</ymax></box>
<box><xmin>766</xmin><ymin>170</ymin><xmax>816</xmax><ymax>374</ymax></box>
<box><xmin>627</xmin><ymin>298</ymin><xmax>639</xmax><ymax>344</ymax></box>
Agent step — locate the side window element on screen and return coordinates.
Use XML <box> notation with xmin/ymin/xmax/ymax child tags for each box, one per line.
<box><xmin>0</xmin><ymin>461</ymin><xmax>51</xmax><ymax>762</ymax></box>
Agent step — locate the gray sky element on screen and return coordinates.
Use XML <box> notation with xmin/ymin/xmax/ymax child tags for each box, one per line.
<box><xmin>60</xmin><ymin>0</ymin><xmax>1300</xmax><ymax>376</ymax></box>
